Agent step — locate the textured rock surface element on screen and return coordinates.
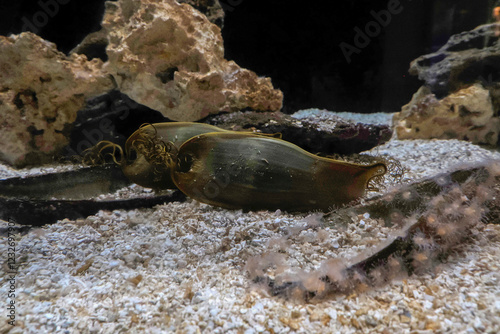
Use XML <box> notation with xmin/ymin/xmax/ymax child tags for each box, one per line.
<box><xmin>0</xmin><ymin>33</ymin><xmax>114</xmax><ymax>167</ymax></box>
<box><xmin>409</xmin><ymin>23</ymin><xmax>500</xmax><ymax>97</ymax></box>
<box><xmin>180</xmin><ymin>0</ymin><xmax>225</xmax><ymax>28</ymax></box>
<box><xmin>70</xmin><ymin>29</ymin><xmax>110</xmax><ymax>62</ymax></box>
<box><xmin>71</xmin><ymin>0</ymin><xmax>225</xmax><ymax>61</ymax></box>
<box><xmin>393</xmin><ymin>84</ymin><xmax>500</xmax><ymax>145</ymax></box>
<box><xmin>205</xmin><ymin>110</ymin><xmax>393</xmax><ymax>155</ymax></box>
<box><xmin>102</xmin><ymin>0</ymin><xmax>282</xmax><ymax>121</ymax></box>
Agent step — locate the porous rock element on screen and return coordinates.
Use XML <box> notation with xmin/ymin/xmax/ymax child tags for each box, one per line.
<box><xmin>71</xmin><ymin>0</ymin><xmax>225</xmax><ymax>61</ymax></box>
<box><xmin>409</xmin><ymin>23</ymin><xmax>500</xmax><ymax>97</ymax></box>
<box><xmin>393</xmin><ymin>84</ymin><xmax>500</xmax><ymax>146</ymax></box>
<box><xmin>205</xmin><ymin>111</ymin><xmax>393</xmax><ymax>155</ymax></box>
<box><xmin>102</xmin><ymin>0</ymin><xmax>283</xmax><ymax>121</ymax></box>
<box><xmin>0</xmin><ymin>33</ymin><xmax>114</xmax><ymax>167</ymax></box>
<box><xmin>180</xmin><ymin>0</ymin><xmax>225</xmax><ymax>28</ymax></box>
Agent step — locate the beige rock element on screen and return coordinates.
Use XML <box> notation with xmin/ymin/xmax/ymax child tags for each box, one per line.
<box><xmin>179</xmin><ymin>0</ymin><xmax>225</xmax><ymax>28</ymax></box>
<box><xmin>102</xmin><ymin>0</ymin><xmax>283</xmax><ymax>121</ymax></box>
<box><xmin>70</xmin><ymin>0</ymin><xmax>225</xmax><ymax>59</ymax></box>
<box><xmin>393</xmin><ymin>84</ymin><xmax>500</xmax><ymax>146</ymax></box>
<box><xmin>0</xmin><ymin>32</ymin><xmax>114</xmax><ymax>167</ymax></box>
<box><xmin>0</xmin><ymin>0</ymin><xmax>281</xmax><ymax>167</ymax></box>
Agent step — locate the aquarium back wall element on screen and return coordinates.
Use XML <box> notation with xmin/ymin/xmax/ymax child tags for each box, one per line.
<box><xmin>222</xmin><ymin>0</ymin><xmax>491</xmax><ymax>113</ymax></box>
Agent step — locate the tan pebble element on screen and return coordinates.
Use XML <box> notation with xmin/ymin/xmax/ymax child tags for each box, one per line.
<box><xmin>429</xmin><ymin>284</ymin><xmax>440</xmax><ymax>293</ymax></box>
<box><xmin>289</xmin><ymin>320</ymin><xmax>301</xmax><ymax>331</ymax></box>
<box><xmin>351</xmin><ymin>317</ymin><xmax>362</xmax><ymax>329</ymax></box>
<box><xmin>291</xmin><ymin>310</ymin><xmax>301</xmax><ymax>319</ymax></box>
<box><xmin>130</xmin><ymin>313</ymin><xmax>139</xmax><ymax>325</ymax></box>
<box><xmin>410</xmin><ymin>320</ymin><xmax>421</xmax><ymax>331</ymax></box>
<box><xmin>279</xmin><ymin>316</ymin><xmax>300</xmax><ymax>330</ymax></box>
<box><xmin>383</xmin><ymin>314</ymin><xmax>395</xmax><ymax>324</ymax></box>
<box><xmin>409</xmin><ymin>300</ymin><xmax>422</xmax><ymax>311</ymax></box>
<box><xmin>432</xmin><ymin>300</ymin><xmax>443</xmax><ymax>309</ymax></box>
<box><xmin>374</xmin><ymin>294</ymin><xmax>391</xmax><ymax>304</ymax></box>
<box><xmin>338</xmin><ymin>314</ymin><xmax>349</xmax><ymax>326</ymax></box>
<box><xmin>400</xmin><ymin>315</ymin><xmax>411</xmax><ymax>323</ymax></box>
<box><xmin>425</xmin><ymin>320</ymin><xmax>441</xmax><ymax>330</ymax></box>
<box><xmin>129</xmin><ymin>274</ymin><xmax>143</xmax><ymax>286</ymax></box>
<box><xmin>309</xmin><ymin>311</ymin><xmax>320</xmax><ymax>322</ymax></box>
<box><xmin>74</xmin><ymin>258</ymin><xmax>93</xmax><ymax>275</ymax></box>
<box><xmin>321</xmin><ymin>314</ymin><xmax>331</xmax><ymax>326</ymax></box>
<box><xmin>355</xmin><ymin>308</ymin><xmax>367</xmax><ymax>316</ymax></box>
<box><xmin>477</xmin><ymin>301</ymin><xmax>487</xmax><ymax>310</ymax></box>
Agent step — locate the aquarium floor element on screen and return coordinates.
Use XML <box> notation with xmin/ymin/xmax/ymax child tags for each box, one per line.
<box><xmin>1</xmin><ymin>113</ymin><xmax>500</xmax><ymax>333</ymax></box>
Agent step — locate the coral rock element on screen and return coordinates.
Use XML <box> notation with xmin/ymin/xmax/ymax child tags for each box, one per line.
<box><xmin>102</xmin><ymin>0</ymin><xmax>283</xmax><ymax>121</ymax></box>
<box><xmin>179</xmin><ymin>0</ymin><xmax>225</xmax><ymax>28</ymax></box>
<box><xmin>393</xmin><ymin>84</ymin><xmax>500</xmax><ymax>146</ymax></box>
<box><xmin>0</xmin><ymin>33</ymin><xmax>114</xmax><ymax>167</ymax></box>
<box><xmin>409</xmin><ymin>23</ymin><xmax>500</xmax><ymax>97</ymax></box>
<box><xmin>71</xmin><ymin>0</ymin><xmax>225</xmax><ymax>61</ymax></box>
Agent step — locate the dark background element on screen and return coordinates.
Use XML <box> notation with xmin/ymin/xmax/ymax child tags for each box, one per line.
<box><xmin>0</xmin><ymin>0</ymin><xmax>494</xmax><ymax>113</ymax></box>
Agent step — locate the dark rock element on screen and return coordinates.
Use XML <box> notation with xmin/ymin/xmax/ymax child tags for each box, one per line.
<box><xmin>203</xmin><ymin>111</ymin><xmax>392</xmax><ymax>155</ymax></box>
<box><xmin>64</xmin><ymin>90</ymin><xmax>168</xmax><ymax>158</ymax></box>
<box><xmin>409</xmin><ymin>23</ymin><xmax>500</xmax><ymax>98</ymax></box>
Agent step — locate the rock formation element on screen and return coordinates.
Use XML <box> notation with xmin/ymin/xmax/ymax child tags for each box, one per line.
<box><xmin>409</xmin><ymin>23</ymin><xmax>500</xmax><ymax>98</ymax></box>
<box><xmin>71</xmin><ymin>0</ymin><xmax>225</xmax><ymax>61</ymax></box>
<box><xmin>0</xmin><ymin>0</ymin><xmax>283</xmax><ymax>167</ymax></box>
<box><xmin>395</xmin><ymin>23</ymin><xmax>500</xmax><ymax>146</ymax></box>
<box><xmin>180</xmin><ymin>0</ymin><xmax>225</xmax><ymax>28</ymax></box>
<box><xmin>0</xmin><ymin>33</ymin><xmax>114</xmax><ymax>167</ymax></box>
<box><xmin>102</xmin><ymin>0</ymin><xmax>282</xmax><ymax>121</ymax></box>
<box><xmin>393</xmin><ymin>84</ymin><xmax>499</xmax><ymax>146</ymax></box>
<box><xmin>206</xmin><ymin>111</ymin><xmax>393</xmax><ymax>155</ymax></box>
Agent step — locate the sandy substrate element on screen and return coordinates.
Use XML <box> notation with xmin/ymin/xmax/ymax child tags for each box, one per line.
<box><xmin>1</xmin><ymin>111</ymin><xmax>500</xmax><ymax>333</ymax></box>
